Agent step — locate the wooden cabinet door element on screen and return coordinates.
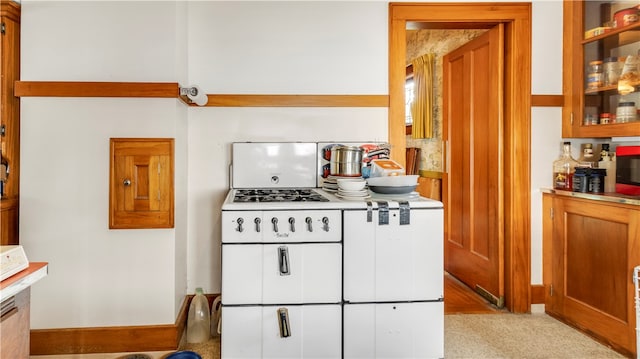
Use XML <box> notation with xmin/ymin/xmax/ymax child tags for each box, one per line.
<box><xmin>109</xmin><ymin>138</ymin><xmax>174</xmax><ymax>229</ymax></box>
<box><xmin>443</xmin><ymin>24</ymin><xmax>504</xmax><ymax>307</ymax></box>
<box><xmin>562</xmin><ymin>0</ymin><xmax>640</xmax><ymax>138</ymax></box>
<box><xmin>549</xmin><ymin>196</ymin><xmax>638</xmax><ymax>357</ymax></box>
<box><xmin>0</xmin><ymin>1</ymin><xmax>21</xmax><ymax>245</ymax></box>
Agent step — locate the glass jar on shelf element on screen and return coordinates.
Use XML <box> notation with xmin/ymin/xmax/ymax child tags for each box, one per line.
<box><xmin>616</xmin><ymin>101</ymin><xmax>637</xmax><ymax>122</ymax></box>
<box><xmin>604</xmin><ymin>57</ymin><xmax>619</xmax><ymax>86</ymax></box>
<box><xmin>587</xmin><ymin>60</ymin><xmax>604</xmax><ymax>90</ymax></box>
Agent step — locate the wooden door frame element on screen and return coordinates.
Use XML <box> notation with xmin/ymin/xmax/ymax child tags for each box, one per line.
<box><xmin>389</xmin><ymin>2</ymin><xmax>532</xmax><ymax>313</ymax></box>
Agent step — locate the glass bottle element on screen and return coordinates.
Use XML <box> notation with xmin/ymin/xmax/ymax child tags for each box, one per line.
<box><xmin>553</xmin><ymin>142</ymin><xmax>579</xmax><ymax>191</ymax></box>
<box><xmin>187</xmin><ymin>287</ymin><xmax>211</xmax><ymax>343</ymax></box>
<box><xmin>578</xmin><ymin>143</ymin><xmax>597</xmax><ymax>168</ymax></box>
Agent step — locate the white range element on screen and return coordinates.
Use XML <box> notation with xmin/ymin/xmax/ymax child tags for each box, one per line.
<box><xmin>220</xmin><ymin>142</ymin><xmax>444</xmax><ymax>359</ymax></box>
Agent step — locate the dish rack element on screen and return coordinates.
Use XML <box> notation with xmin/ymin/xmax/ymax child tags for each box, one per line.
<box><xmin>635</xmin><ymin>265</ymin><xmax>639</xmax><ymax>359</ymax></box>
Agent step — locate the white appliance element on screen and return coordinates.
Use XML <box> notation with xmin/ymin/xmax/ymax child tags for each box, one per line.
<box><xmin>221</xmin><ymin>142</ymin><xmax>444</xmax><ymax>359</ymax></box>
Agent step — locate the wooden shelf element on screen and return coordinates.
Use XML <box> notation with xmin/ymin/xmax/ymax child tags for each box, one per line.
<box><xmin>582</xmin><ymin>22</ymin><xmax>640</xmax><ymax>45</ymax></box>
<box><xmin>14</xmin><ymin>81</ymin><xmax>179</xmax><ymax>98</ymax></box>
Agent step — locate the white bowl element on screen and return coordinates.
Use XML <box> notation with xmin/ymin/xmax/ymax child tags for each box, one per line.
<box><xmin>337</xmin><ymin>178</ymin><xmax>367</xmax><ymax>191</ymax></box>
<box><xmin>366</xmin><ymin>175</ymin><xmax>419</xmax><ymax>187</ymax></box>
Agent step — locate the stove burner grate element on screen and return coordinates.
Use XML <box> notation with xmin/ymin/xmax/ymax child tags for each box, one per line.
<box><xmin>233</xmin><ymin>189</ymin><xmax>329</xmax><ymax>203</ymax></box>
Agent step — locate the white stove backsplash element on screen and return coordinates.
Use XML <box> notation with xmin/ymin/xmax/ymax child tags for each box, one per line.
<box><xmin>230</xmin><ymin>141</ymin><xmax>389</xmax><ymax>190</ymax></box>
<box><xmin>231</xmin><ymin>142</ymin><xmax>318</xmax><ymax>189</ymax></box>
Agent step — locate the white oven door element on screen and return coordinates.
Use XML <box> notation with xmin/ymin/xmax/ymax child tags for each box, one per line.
<box><xmin>222</xmin><ymin>304</ymin><xmax>342</xmax><ymax>359</ymax></box>
<box><xmin>343</xmin><ymin>208</ymin><xmax>443</xmax><ymax>302</ymax></box>
<box><xmin>343</xmin><ymin>302</ymin><xmax>444</xmax><ymax>359</ymax></box>
<box><xmin>222</xmin><ymin>243</ymin><xmax>342</xmax><ymax>305</ymax></box>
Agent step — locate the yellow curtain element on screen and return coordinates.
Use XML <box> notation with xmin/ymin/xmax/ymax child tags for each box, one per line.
<box><xmin>411</xmin><ymin>53</ymin><xmax>435</xmax><ymax>139</ymax></box>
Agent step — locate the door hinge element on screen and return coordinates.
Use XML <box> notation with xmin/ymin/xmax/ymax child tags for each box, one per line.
<box><xmin>550</xmin><ymin>207</ymin><xmax>554</xmax><ymax>220</ymax></box>
<box><xmin>570</xmin><ymin>112</ymin><xmax>574</xmax><ymax>125</ymax></box>
<box><xmin>549</xmin><ymin>284</ymin><xmax>553</xmax><ymax>297</ymax></box>
<box><xmin>1</xmin><ymin>22</ymin><xmax>5</xmax><ymax>35</ymax></box>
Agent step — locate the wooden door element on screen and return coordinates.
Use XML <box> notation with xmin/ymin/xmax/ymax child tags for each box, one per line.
<box><xmin>443</xmin><ymin>25</ymin><xmax>504</xmax><ymax>306</ymax></box>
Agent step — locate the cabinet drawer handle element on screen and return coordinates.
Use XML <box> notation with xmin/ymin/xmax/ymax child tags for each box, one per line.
<box><xmin>278</xmin><ymin>246</ymin><xmax>290</xmax><ymax>276</ymax></box>
<box><xmin>277</xmin><ymin>307</ymin><xmax>291</xmax><ymax>338</ymax></box>
<box><xmin>0</xmin><ymin>307</ymin><xmax>18</xmax><ymax>322</ymax></box>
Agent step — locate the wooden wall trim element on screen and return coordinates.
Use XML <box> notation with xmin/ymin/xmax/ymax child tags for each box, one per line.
<box><xmin>14</xmin><ymin>80</ymin><xmax>553</xmax><ymax>109</ymax></box>
<box><xmin>204</xmin><ymin>94</ymin><xmax>388</xmax><ymax>107</ymax></box>
<box><xmin>14</xmin><ymin>81</ymin><xmax>388</xmax><ymax>107</ymax></box>
<box><xmin>531</xmin><ymin>284</ymin><xmax>545</xmax><ymax>304</ymax></box>
<box><xmin>30</xmin><ymin>294</ymin><xmax>197</xmax><ymax>355</ymax></box>
<box><xmin>531</xmin><ymin>95</ymin><xmax>563</xmax><ymax>107</ymax></box>
<box><xmin>14</xmin><ymin>81</ymin><xmax>179</xmax><ymax>98</ymax></box>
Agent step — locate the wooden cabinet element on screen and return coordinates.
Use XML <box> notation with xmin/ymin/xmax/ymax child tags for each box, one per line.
<box><xmin>1</xmin><ymin>287</ymin><xmax>30</xmax><ymax>359</ymax></box>
<box><xmin>543</xmin><ymin>192</ymin><xmax>638</xmax><ymax>357</ymax></box>
<box><xmin>0</xmin><ymin>0</ymin><xmax>20</xmax><ymax>245</ymax></box>
<box><xmin>109</xmin><ymin>138</ymin><xmax>174</xmax><ymax>229</ymax></box>
<box><xmin>563</xmin><ymin>1</ymin><xmax>640</xmax><ymax>138</ymax></box>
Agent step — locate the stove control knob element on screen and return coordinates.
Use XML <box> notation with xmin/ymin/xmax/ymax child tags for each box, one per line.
<box><xmin>236</xmin><ymin>218</ymin><xmax>244</xmax><ymax>233</ymax></box>
<box><xmin>288</xmin><ymin>217</ymin><xmax>296</xmax><ymax>232</ymax></box>
<box><xmin>305</xmin><ymin>217</ymin><xmax>313</xmax><ymax>232</ymax></box>
<box><xmin>254</xmin><ymin>217</ymin><xmax>261</xmax><ymax>232</ymax></box>
<box><xmin>271</xmin><ymin>217</ymin><xmax>279</xmax><ymax>233</ymax></box>
<box><xmin>322</xmin><ymin>217</ymin><xmax>330</xmax><ymax>232</ymax></box>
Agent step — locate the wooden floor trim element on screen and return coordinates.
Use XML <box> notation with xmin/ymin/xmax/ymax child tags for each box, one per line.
<box><xmin>30</xmin><ymin>294</ymin><xmax>195</xmax><ymax>355</ymax></box>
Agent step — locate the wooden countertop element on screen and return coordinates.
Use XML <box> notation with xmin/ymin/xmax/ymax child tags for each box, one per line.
<box><xmin>541</xmin><ymin>188</ymin><xmax>640</xmax><ymax>206</ymax></box>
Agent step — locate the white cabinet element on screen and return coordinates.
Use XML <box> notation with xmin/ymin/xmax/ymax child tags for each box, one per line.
<box><xmin>222</xmin><ymin>305</ymin><xmax>342</xmax><ymax>359</ymax></box>
<box><xmin>343</xmin><ymin>302</ymin><xmax>444</xmax><ymax>359</ymax></box>
<box><xmin>221</xmin><ymin>243</ymin><xmax>342</xmax><ymax>305</ymax></box>
<box><xmin>343</xmin><ymin>208</ymin><xmax>443</xmax><ymax>302</ymax></box>
<box><xmin>343</xmin><ymin>206</ymin><xmax>444</xmax><ymax>358</ymax></box>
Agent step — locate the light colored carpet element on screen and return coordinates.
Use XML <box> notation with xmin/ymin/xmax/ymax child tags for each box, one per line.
<box><xmin>445</xmin><ymin>313</ymin><xmax>626</xmax><ymax>358</ymax></box>
<box><xmin>180</xmin><ymin>313</ymin><xmax>627</xmax><ymax>359</ymax></box>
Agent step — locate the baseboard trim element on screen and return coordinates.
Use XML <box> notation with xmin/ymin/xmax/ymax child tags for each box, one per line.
<box><xmin>30</xmin><ymin>293</ymin><xmax>217</xmax><ymax>355</ymax></box>
<box><xmin>531</xmin><ymin>284</ymin><xmax>545</xmax><ymax>304</ymax></box>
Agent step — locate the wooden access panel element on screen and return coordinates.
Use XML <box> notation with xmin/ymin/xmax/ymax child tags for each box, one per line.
<box><xmin>109</xmin><ymin>138</ymin><xmax>174</xmax><ymax>229</ymax></box>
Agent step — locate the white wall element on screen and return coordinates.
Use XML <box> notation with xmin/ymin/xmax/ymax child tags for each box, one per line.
<box><xmin>530</xmin><ymin>0</ymin><xmax>563</xmax><ymax>284</ymax></box>
<box><xmin>19</xmin><ymin>0</ymin><xmax>563</xmax><ymax>329</ymax></box>
<box><xmin>20</xmin><ymin>1</ymin><xmax>190</xmax><ymax>328</ymax></box>
<box><xmin>185</xmin><ymin>0</ymin><xmax>389</xmax><ymax>296</ymax></box>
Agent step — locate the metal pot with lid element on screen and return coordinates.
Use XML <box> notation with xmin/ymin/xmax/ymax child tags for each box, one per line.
<box><xmin>330</xmin><ymin>145</ymin><xmax>363</xmax><ymax>177</ymax></box>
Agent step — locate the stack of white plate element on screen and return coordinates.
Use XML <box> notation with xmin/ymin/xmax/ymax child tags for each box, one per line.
<box><xmin>335</xmin><ymin>178</ymin><xmax>370</xmax><ymax>200</ymax></box>
<box><xmin>321</xmin><ymin>175</ymin><xmax>341</xmax><ymax>193</ymax></box>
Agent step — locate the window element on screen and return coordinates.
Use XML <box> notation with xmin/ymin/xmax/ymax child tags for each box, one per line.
<box><xmin>405</xmin><ymin>78</ymin><xmax>414</xmax><ymax>125</ymax></box>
